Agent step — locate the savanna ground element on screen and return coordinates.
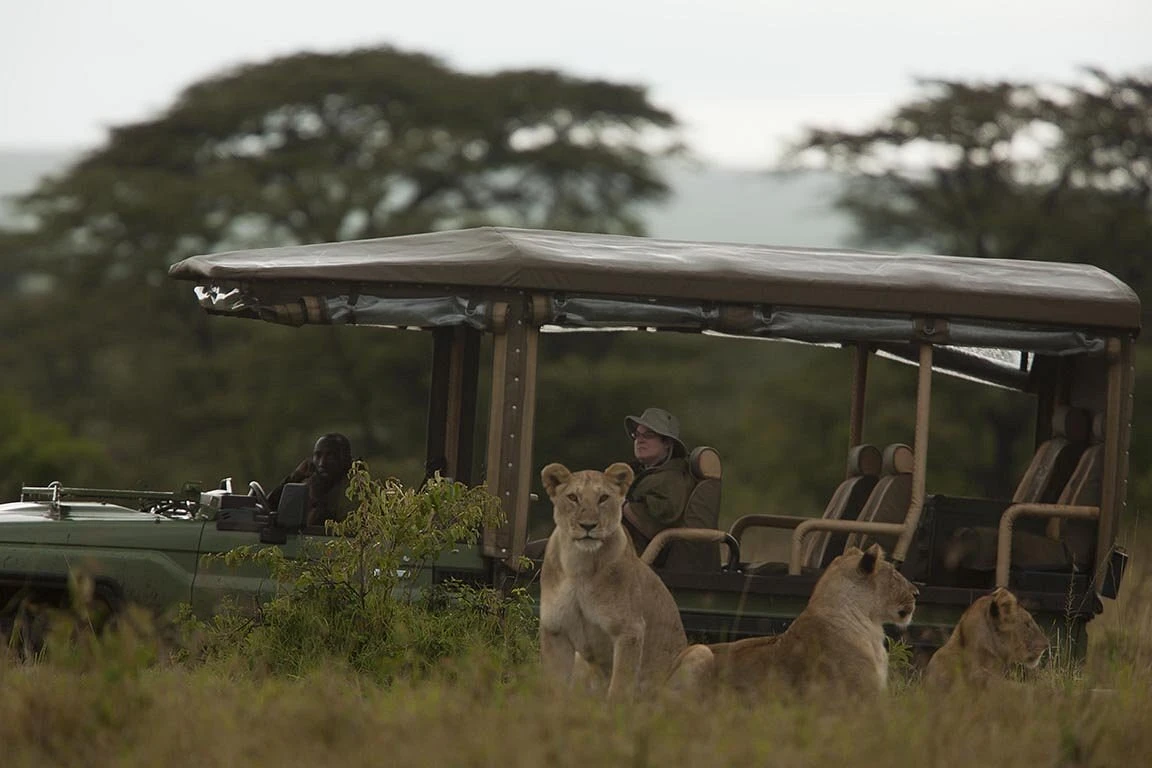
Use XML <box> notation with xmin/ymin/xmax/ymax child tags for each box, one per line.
<box><xmin>3</xmin><ymin>483</ymin><xmax>1151</xmax><ymax>768</ymax></box>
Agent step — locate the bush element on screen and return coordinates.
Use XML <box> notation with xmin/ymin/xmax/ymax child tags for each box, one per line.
<box><xmin>184</xmin><ymin>462</ymin><xmax>537</xmax><ymax>680</ymax></box>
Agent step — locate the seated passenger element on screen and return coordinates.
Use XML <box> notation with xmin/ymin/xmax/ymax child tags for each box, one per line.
<box><xmin>267</xmin><ymin>432</ymin><xmax>357</xmax><ymax>527</ymax></box>
<box><xmin>620</xmin><ymin>408</ymin><xmax>696</xmax><ymax>555</ymax></box>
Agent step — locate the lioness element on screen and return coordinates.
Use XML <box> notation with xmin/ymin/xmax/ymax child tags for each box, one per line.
<box><xmin>539</xmin><ymin>462</ymin><xmax>688</xmax><ymax>700</ymax></box>
<box><xmin>665</xmin><ymin>544</ymin><xmax>917</xmax><ymax>698</ymax></box>
<box><xmin>923</xmin><ymin>587</ymin><xmax>1049</xmax><ymax>691</ymax></box>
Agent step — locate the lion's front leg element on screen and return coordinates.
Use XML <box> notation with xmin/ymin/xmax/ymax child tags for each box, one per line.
<box><xmin>607</xmin><ymin>626</ymin><xmax>644</xmax><ymax>701</ymax></box>
<box><xmin>540</xmin><ymin>628</ymin><xmax>577</xmax><ymax>690</ymax></box>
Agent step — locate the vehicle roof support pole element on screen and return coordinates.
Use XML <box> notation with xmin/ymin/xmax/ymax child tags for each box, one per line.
<box><xmin>848</xmin><ymin>343</ymin><xmax>870</xmax><ymax>459</ymax></box>
<box><xmin>1092</xmin><ymin>337</ymin><xmax>1131</xmax><ymax>588</ymax></box>
<box><xmin>481</xmin><ymin>299</ymin><xmax>539</xmax><ymax>566</ymax></box>
<box><xmin>893</xmin><ymin>342</ymin><xmax>932</xmax><ymax>565</ymax></box>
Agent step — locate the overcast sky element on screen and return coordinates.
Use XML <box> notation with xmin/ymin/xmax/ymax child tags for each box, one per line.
<box><xmin>2</xmin><ymin>0</ymin><xmax>1150</xmax><ymax>168</ymax></box>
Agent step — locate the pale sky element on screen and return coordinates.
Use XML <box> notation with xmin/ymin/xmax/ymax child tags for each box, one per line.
<box><xmin>2</xmin><ymin>0</ymin><xmax>1150</xmax><ymax>168</ymax></box>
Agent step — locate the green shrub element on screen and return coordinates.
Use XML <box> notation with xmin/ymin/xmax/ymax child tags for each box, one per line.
<box><xmin>185</xmin><ymin>462</ymin><xmax>538</xmax><ymax>680</ymax></box>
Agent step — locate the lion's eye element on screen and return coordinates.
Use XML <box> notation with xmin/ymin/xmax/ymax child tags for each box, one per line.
<box><xmin>566</xmin><ymin>493</ymin><xmax>579</xmax><ymax>503</ymax></box>
<box><xmin>598</xmin><ymin>494</ymin><xmax>610</xmax><ymax>504</ymax></box>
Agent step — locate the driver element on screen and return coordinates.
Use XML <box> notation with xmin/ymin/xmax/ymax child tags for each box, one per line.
<box><xmin>266</xmin><ymin>433</ymin><xmax>356</xmax><ymax>527</ymax></box>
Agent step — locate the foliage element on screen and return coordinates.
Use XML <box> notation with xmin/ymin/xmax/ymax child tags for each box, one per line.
<box><xmin>2</xmin><ymin>513</ymin><xmax>1151</xmax><ymax>768</ymax></box>
<box><xmin>0</xmin><ymin>45</ymin><xmax>679</xmax><ymax>494</ymax></box>
<box><xmin>789</xmin><ymin>69</ymin><xmax>1152</xmax><ymax>299</ymax></box>
<box><xmin>0</xmin><ymin>390</ymin><xmax>111</xmax><ymax>501</ymax></box>
<box><xmin>183</xmin><ymin>463</ymin><xmax>536</xmax><ymax>678</ymax></box>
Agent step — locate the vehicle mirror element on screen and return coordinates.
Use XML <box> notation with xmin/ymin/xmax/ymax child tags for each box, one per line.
<box><xmin>276</xmin><ymin>483</ymin><xmax>308</xmax><ymax>529</ymax></box>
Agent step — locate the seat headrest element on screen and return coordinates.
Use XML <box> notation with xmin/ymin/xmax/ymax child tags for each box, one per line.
<box><xmin>881</xmin><ymin>443</ymin><xmax>914</xmax><ymax>475</ymax></box>
<box><xmin>688</xmin><ymin>446</ymin><xmax>722</xmax><ymax>480</ymax></box>
<box><xmin>1091</xmin><ymin>411</ymin><xmax>1105</xmax><ymax>444</ymax></box>
<box><xmin>846</xmin><ymin>444</ymin><xmax>883</xmax><ymax>477</ymax></box>
<box><xmin>1052</xmin><ymin>406</ymin><xmax>1091</xmax><ymax>443</ymax></box>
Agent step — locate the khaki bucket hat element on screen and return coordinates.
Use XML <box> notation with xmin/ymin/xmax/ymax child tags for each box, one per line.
<box><xmin>625</xmin><ymin>407</ymin><xmax>687</xmax><ymax>457</ymax></box>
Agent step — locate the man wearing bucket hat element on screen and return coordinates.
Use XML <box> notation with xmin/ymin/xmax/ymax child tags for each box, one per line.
<box><xmin>621</xmin><ymin>407</ymin><xmax>695</xmax><ymax>555</ymax></box>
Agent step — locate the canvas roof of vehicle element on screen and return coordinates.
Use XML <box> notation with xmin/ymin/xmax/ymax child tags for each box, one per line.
<box><xmin>168</xmin><ymin>227</ymin><xmax>1142</xmax><ymax>331</ymax></box>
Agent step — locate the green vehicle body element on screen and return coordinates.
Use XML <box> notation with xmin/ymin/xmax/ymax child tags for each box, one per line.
<box><xmin>1</xmin><ymin>227</ymin><xmax>1139</xmax><ymax>657</ymax></box>
<box><xmin>0</xmin><ymin>484</ymin><xmax>491</xmax><ymax>624</ymax></box>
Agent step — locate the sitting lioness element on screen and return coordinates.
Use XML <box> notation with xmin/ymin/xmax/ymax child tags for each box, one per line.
<box><xmin>665</xmin><ymin>544</ymin><xmax>917</xmax><ymax>699</ymax></box>
<box><xmin>539</xmin><ymin>462</ymin><xmax>687</xmax><ymax>700</ymax></box>
<box><xmin>923</xmin><ymin>587</ymin><xmax>1049</xmax><ymax>691</ymax></box>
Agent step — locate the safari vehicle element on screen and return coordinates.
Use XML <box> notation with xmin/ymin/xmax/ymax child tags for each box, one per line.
<box><xmin>0</xmin><ymin>227</ymin><xmax>1138</xmax><ymax>655</ymax></box>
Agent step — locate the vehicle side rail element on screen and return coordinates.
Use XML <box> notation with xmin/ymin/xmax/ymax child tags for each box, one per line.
<box><xmin>640</xmin><ymin>528</ymin><xmax>740</xmax><ymax>571</ymax></box>
<box><xmin>787</xmin><ymin>520</ymin><xmax>906</xmax><ymax>575</ymax></box>
<box><xmin>995</xmin><ymin>503</ymin><xmax>1100</xmax><ymax>588</ymax></box>
<box><xmin>728</xmin><ymin>514</ymin><xmax>805</xmax><ymax>542</ymax></box>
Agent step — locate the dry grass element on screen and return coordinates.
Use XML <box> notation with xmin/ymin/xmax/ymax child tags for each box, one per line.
<box><xmin>3</xmin><ymin>523</ymin><xmax>1152</xmax><ymax>767</ymax></box>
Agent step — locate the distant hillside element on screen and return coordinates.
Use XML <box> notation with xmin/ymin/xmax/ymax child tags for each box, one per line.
<box><xmin>642</xmin><ymin>163</ymin><xmax>852</xmax><ymax>247</ymax></box>
<box><xmin>0</xmin><ymin>150</ymin><xmax>853</xmax><ymax>246</ymax></box>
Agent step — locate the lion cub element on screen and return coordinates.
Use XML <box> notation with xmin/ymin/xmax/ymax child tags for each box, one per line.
<box><xmin>539</xmin><ymin>462</ymin><xmax>687</xmax><ymax>700</ymax></box>
<box><xmin>924</xmin><ymin>587</ymin><xmax>1049</xmax><ymax>691</ymax></box>
<box><xmin>665</xmin><ymin>544</ymin><xmax>918</xmax><ymax>699</ymax></box>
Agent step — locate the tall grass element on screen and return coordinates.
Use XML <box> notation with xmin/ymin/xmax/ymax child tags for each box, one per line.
<box><xmin>3</xmin><ymin>504</ymin><xmax>1151</xmax><ymax>766</ymax></box>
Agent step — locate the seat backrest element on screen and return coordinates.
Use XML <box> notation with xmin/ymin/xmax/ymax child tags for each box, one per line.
<box><xmin>846</xmin><ymin>443</ymin><xmax>914</xmax><ymax>554</ymax></box>
<box><xmin>1056</xmin><ymin>412</ymin><xmax>1105</xmax><ymax>565</ymax></box>
<box><xmin>1012</xmin><ymin>406</ymin><xmax>1090</xmax><ymax>504</ymax></box>
<box><xmin>801</xmin><ymin>444</ymin><xmax>883</xmax><ymax>570</ymax></box>
<box><xmin>661</xmin><ymin>446</ymin><xmax>723</xmax><ymax>572</ymax></box>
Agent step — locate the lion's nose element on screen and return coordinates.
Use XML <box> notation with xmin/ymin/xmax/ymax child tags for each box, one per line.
<box><xmin>579</xmin><ymin>522</ymin><xmax>597</xmax><ymax>533</ymax></box>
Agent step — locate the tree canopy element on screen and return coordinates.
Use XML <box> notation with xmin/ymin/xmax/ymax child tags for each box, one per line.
<box><xmin>791</xmin><ymin>69</ymin><xmax>1152</xmax><ymax>301</ymax></box>
<box><xmin>1</xmin><ymin>46</ymin><xmax>680</xmax><ymax>492</ymax></box>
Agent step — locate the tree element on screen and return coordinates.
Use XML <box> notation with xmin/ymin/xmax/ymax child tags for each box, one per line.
<box><xmin>0</xmin><ymin>392</ymin><xmax>111</xmax><ymax>501</ymax></box>
<box><xmin>789</xmin><ymin>68</ymin><xmax>1152</xmax><ymax>508</ymax></box>
<box><xmin>790</xmin><ymin>69</ymin><xmax>1152</xmax><ymax>300</ymax></box>
<box><xmin>2</xmin><ymin>46</ymin><xmax>681</xmax><ymax>491</ymax></box>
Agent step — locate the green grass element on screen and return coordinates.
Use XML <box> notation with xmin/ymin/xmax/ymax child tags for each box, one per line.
<box><xmin>3</xmin><ymin>520</ymin><xmax>1151</xmax><ymax>767</ymax></box>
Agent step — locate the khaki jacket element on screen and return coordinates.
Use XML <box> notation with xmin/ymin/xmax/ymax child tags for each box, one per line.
<box><xmin>622</xmin><ymin>456</ymin><xmax>694</xmax><ymax>545</ymax></box>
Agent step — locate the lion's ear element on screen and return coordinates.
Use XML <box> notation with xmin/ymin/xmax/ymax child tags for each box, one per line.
<box><xmin>603</xmin><ymin>462</ymin><xmax>635</xmax><ymax>495</ymax></box>
<box><xmin>541</xmin><ymin>464</ymin><xmax>572</xmax><ymax>499</ymax></box>
<box><xmin>989</xmin><ymin>587</ymin><xmax>1016</xmax><ymax>620</ymax></box>
<box><xmin>843</xmin><ymin>546</ymin><xmax>863</xmax><ymax>557</ymax></box>
<box><xmin>858</xmin><ymin>543</ymin><xmax>884</xmax><ymax>574</ymax></box>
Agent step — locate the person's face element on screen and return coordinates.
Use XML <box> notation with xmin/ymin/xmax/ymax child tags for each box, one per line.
<box><xmin>632</xmin><ymin>426</ymin><xmax>668</xmax><ymax>466</ymax></box>
<box><xmin>312</xmin><ymin>438</ymin><xmax>348</xmax><ymax>481</ymax></box>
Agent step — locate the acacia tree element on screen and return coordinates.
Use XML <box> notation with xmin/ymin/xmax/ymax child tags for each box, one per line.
<box><xmin>790</xmin><ymin>68</ymin><xmax>1152</xmax><ymax>499</ymax></box>
<box><xmin>791</xmin><ymin>69</ymin><xmax>1152</xmax><ymax>297</ymax></box>
<box><xmin>3</xmin><ymin>46</ymin><xmax>681</xmax><ymax>489</ymax></box>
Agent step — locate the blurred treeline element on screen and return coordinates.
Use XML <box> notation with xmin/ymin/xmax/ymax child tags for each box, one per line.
<box><xmin>1</xmin><ymin>48</ymin><xmax>1149</xmax><ymax>540</ymax></box>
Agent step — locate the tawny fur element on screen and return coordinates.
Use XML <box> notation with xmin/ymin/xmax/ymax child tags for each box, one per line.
<box><xmin>665</xmin><ymin>544</ymin><xmax>918</xmax><ymax>699</ymax></box>
<box><xmin>924</xmin><ymin>587</ymin><xmax>1049</xmax><ymax>691</ymax></box>
<box><xmin>539</xmin><ymin>462</ymin><xmax>688</xmax><ymax>700</ymax></box>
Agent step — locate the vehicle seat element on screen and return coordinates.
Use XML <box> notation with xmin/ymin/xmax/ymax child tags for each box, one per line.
<box><xmin>1012</xmin><ymin>406</ymin><xmax>1090</xmax><ymax>504</ymax></box>
<box><xmin>660</xmin><ymin>446</ymin><xmax>723</xmax><ymax>572</ymax></box>
<box><xmin>846</xmin><ymin>443</ymin><xmax>914</xmax><ymax>554</ymax></box>
<box><xmin>738</xmin><ymin>444</ymin><xmax>882</xmax><ymax>576</ymax></box>
<box><xmin>800</xmin><ymin>443</ymin><xmax>883</xmax><ymax>569</ymax></box>
<box><xmin>943</xmin><ymin>412</ymin><xmax>1104</xmax><ymax>574</ymax></box>
<box><xmin>1054</xmin><ymin>411</ymin><xmax>1104</xmax><ymax>566</ymax></box>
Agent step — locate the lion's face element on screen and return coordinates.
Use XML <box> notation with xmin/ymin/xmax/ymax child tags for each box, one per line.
<box><xmin>979</xmin><ymin>588</ymin><xmax>1050</xmax><ymax>668</ymax></box>
<box><xmin>541</xmin><ymin>462</ymin><xmax>634</xmax><ymax>553</ymax></box>
<box><xmin>821</xmin><ymin>544</ymin><xmax>919</xmax><ymax>628</ymax></box>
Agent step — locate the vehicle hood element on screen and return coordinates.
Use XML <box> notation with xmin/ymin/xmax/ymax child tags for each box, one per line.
<box><xmin>0</xmin><ymin>501</ymin><xmax>176</xmax><ymax>522</ymax></box>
